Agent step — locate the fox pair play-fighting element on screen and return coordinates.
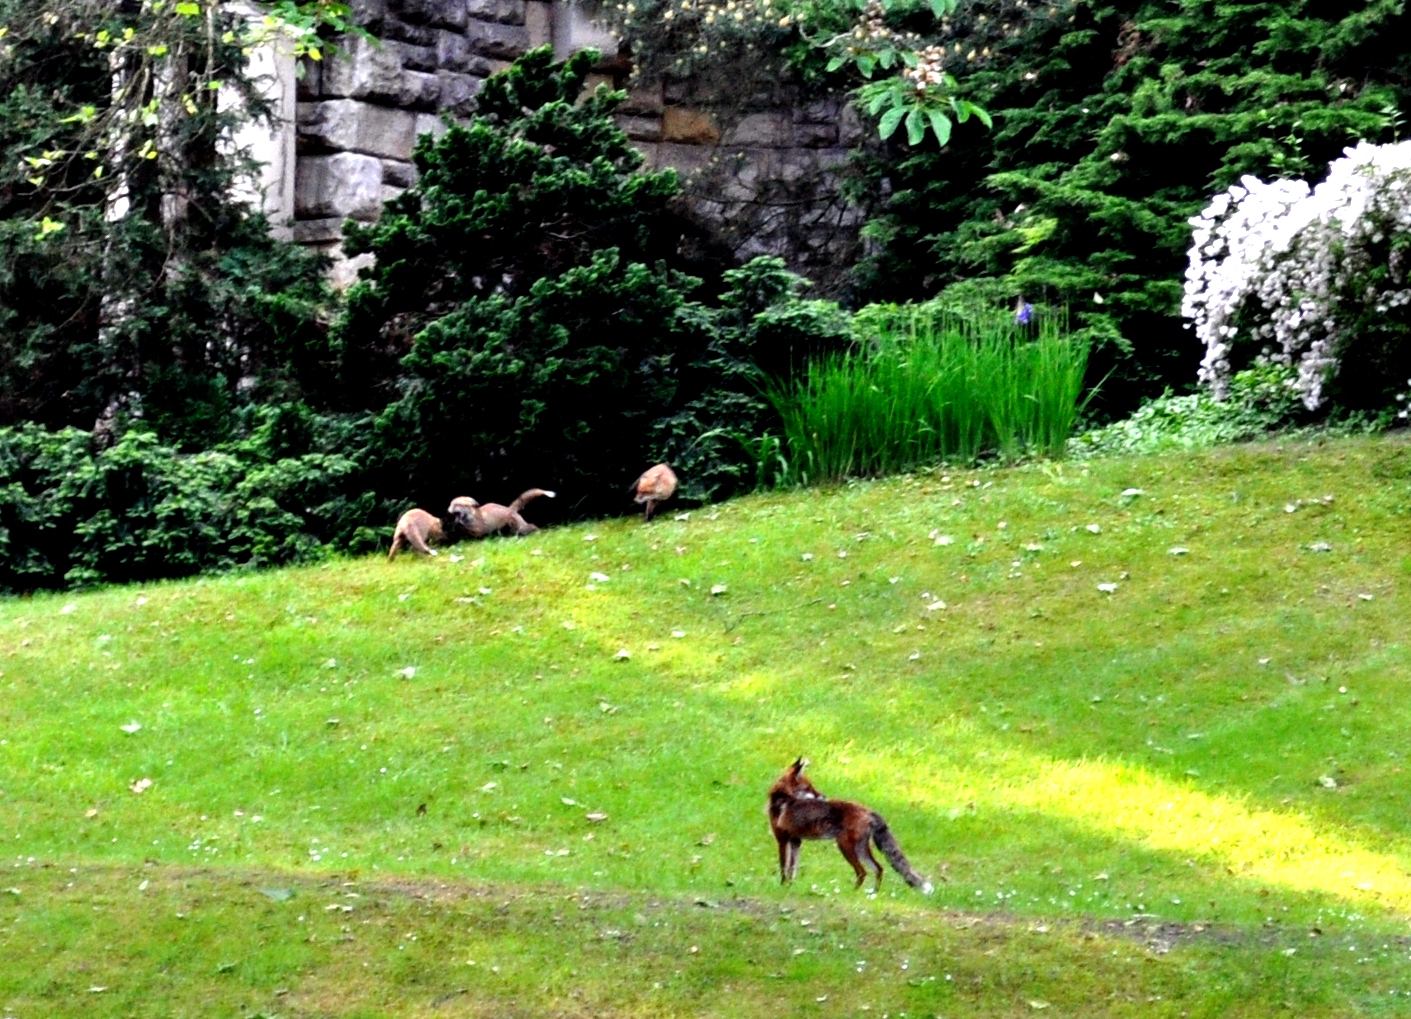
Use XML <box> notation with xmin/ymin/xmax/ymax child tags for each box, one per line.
<box><xmin>768</xmin><ymin>758</ymin><xmax>933</xmax><ymax>894</ymax></box>
<box><xmin>388</xmin><ymin>488</ymin><xmax>555</xmax><ymax>559</ymax></box>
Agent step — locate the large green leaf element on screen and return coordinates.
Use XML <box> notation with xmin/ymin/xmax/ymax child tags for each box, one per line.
<box><xmin>878</xmin><ymin>106</ymin><xmax>906</xmax><ymax>140</ymax></box>
<box><xmin>926</xmin><ymin>109</ymin><xmax>952</xmax><ymax>146</ymax></box>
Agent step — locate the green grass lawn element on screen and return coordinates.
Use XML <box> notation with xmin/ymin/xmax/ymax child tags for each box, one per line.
<box><xmin>6</xmin><ymin>436</ymin><xmax>1411</xmax><ymax>1016</ymax></box>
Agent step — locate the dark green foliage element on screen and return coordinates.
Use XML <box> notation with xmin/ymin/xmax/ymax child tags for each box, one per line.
<box><xmin>850</xmin><ymin>0</ymin><xmax>1411</xmax><ymax>415</ymax></box>
<box><xmin>0</xmin><ymin>0</ymin><xmax>333</xmax><ymax>446</ymax></box>
<box><xmin>344</xmin><ymin>48</ymin><xmax>837</xmax><ymax>515</ymax></box>
<box><xmin>0</xmin><ymin>46</ymin><xmax>859</xmax><ymax>592</ymax></box>
<box><xmin>374</xmin><ymin>250</ymin><xmax>707</xmax><ymax>516</ymax></box>
<box><xmin>648</xmin><ymin>258</ymin><xmax>852</xmax><ymax>500</ymax></box>
<box><xmin>335</xmin><ymin>46</ymin><xmax>683</xmax><ymax>408</ymax></box>
<box><xmin>0</xmin><ymin>417</ymin><xmax>389</xmax><ymax>592</ymax></box>
<box><xmin>1070</xmin><ymin>362</ymin><xmax>1316</xmax><ymax>456</ymax></box>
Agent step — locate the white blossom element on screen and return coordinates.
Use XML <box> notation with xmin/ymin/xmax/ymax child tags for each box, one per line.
<box><xmin>1183</xmin><ymin>140</ymin><xmax>1411</xmax><ymax>410</ymax></box>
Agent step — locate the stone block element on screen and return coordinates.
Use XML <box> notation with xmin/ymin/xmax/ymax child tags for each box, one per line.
<box><xmin>466</xmin><ymin>19</ymin><xmax>528</xmax><ymax>59</ymax></box>
<box><xmin>523</xmin><ymin>0</ymin><xmax>551</xmax><ymax>44</ymax></box>
<box><xmin>431</xmin><ymin>0</ymin><xmax>467</xmax><ymax>29</ymax></box>
<box><xmin>297</xmin><ymin>58</ymin><xmax>321</xmax><ymax>100</ymax></box>
<box><xmin>654</xmin><ymin>142</ymin><xmax>714</xmax><ymax>178</ymax></box>
<box><xmin>381</xmin><ymin>158</ymin><xmax>418</xmax><ymax>187</ymax></box>
<box><xmin>382</xmin><ymin>184</ymin><xmax>407</xmax><ymax>204</ymax></box>
<box><xmin>437</xmin><ymin>70</ymin><xmax>483</xmax><ymax>115</ymax></box>
<box><xmin>435</xmin><ymin>29</ymin><xmax>471</xmax><ymax>71</ymax></box>
<box><xmin>415</xmin><ymin>111</ymin><xmax>450</xmax><ymax>138</ymax></box>
<box><xmin>776</xmin><ymin>149</ymin><xmax>816</xmax><ymax>185</ymax></box>
<box><xmin>838</xmin><ymin>102</ymin><xmax>866</xmax><ymax>148</ymax></box>
<box><xmin>382</xmin><ymin>17</ymin><xmax>436</xmax><ymax>44</ymax></box>
<box><xmin>405</xmin><ymin>70</ymin><xmax>444</xmax><ymax>110</ymax></box>
<box><xmin>329</xmin><ymin>251</ymin><xmax>377</xmax><ymax>290</ymax></box>
<box><xmin>322</xmin><ymin>37</ymin><xmax>399</xmax><ymax>101</ymax></box>
<box><xmin>618</xmin><ymin>114</ymin><xmax>662</xmax><ymax>143</ymax></box>
<box><xmin>292</xmin><ymin>217</ymin><xmax>346</xmax><ymax>244</ymax></box>
<box><xmin>349</xmin><ymin>0</ymin><xmax>387</xmax><ymax>28</ymax></box>
<box><xmin>389</xmin><ymin>0</ymin><xmax>439</xmax><ymax>24</ymax></box>
<box><xmin>661</xmin><ymin>107</ymin><xmax>719</xmax><ymax>145</ymax></box>
<box><xmin>295</xmin><ymin>152</ymin><xmax>385</xmax><ymax>220</ymax></box>
<box><xmin>467</xmin><ymin>0</ymin><xmax>525</xmax><ymax>23</ymax></box>
<box><xmin>620</xmin><ymin>80</ymin><xmax>663</xmax><ymax>115</ymax></box>
<box><xmin>796</xmin><ymin>98</ymin><xmax>841</xmax><ymax>124</ymax></box>
<box><xmin>387</xmin><ymin>39</ymin><xmax>437</xmax><ymax>71</ymax></box>
<box><xmin>792</xmin><ymin>121</ymin><xmax>838</xmax><ymax>148</ymax></box>
<box><xmin>724</xmin><ymin>112</ymin><xmax>790</xmax><ymax>147</ymax></box>
<box><xmin>298</xmin><ymin>99</ymin><xmax>419</xmax><ymax>160</ymax></box>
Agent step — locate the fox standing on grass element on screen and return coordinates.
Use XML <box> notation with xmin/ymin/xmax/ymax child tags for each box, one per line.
<box><xmin>767</xmin><ymin>758</ymin><xmax>933</xmax><ymax>894</ymax></box>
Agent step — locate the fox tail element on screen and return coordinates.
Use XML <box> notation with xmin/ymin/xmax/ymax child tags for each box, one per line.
<box><xmin>872</xmin><ymin>817</ymin><xmax>933</xmax><ymax>894</ymax></box>
<box><xmin>508</xmin><ymin>488</ymin><xmax>556</xmax><ymax>513</ymax></box>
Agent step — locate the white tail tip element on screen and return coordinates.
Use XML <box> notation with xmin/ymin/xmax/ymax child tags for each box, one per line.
<box><xmin>544</xmin><ymin>490</ymin><xmax>557</xmax><ymax>498</ymax></box>
<box><xmin>429</xmin><ymin>549</ymin><xmax>439</xmax><ymax>556</ymax></box>
<box><xmin>921</xmin><ymin>881</ymin><xmax>934</xmax><ymax>895</ymax></box>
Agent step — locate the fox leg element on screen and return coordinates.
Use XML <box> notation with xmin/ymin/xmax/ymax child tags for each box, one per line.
<box><xmin>788</xmin><ymin>839</ymin><xmax>802</xmax><ymax>881</ymax></box>
<box><xmin>776</xmin><ymin>836</ymin><xmax>791</xmax><ymax>884</ymax></box>
<box><xmin>388</xmin><ymin>532</ymin><xmax>405</xmax><ymax>561</ymax></box>
<box><xmin>837</xmin><ymin>838</ymin><xmax>869</xmax><ymax>889</ymax></box>
<box><xmin>644</xmin><ymin>499</ymin><xmax>655</xmax><ymax>522</ymax></box>
<box><xmin>860</xmin><ymin>837</ymin><xmax>885</xmax><ymax>892</ymax></box>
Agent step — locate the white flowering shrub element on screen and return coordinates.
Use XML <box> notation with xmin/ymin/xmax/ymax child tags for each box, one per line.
<box><xmin>1183</xmin><ymin>140</ymin><xmax>1411</xmax><ymax>412</ymax></box>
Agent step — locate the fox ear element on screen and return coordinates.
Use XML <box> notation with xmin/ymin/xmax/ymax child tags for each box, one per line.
<box><xmin>791</xmin><ymin>757</ymin><xmax>807</xmax><ymax>775</ymax></box>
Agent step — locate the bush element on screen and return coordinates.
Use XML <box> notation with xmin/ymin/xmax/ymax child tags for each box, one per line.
<box><xmin>1185</xmin><ymin>141</ymin><xmax>1411</xmax><ymax>414</ymax></box>
<box><xmin>0</xmin><ymin>421</ymin><xmax>388</xmax><ymax>593</ymax></box>
<box><xmin>339</xmin><ymin>49</ymin><xmax>851</xmax><ymax>515</ymax></box>
<box><xmin>1069</xmin><ymin>363</ymin><xmax>1308</xmax><ymax>458</ymax></box>
<box><xmin>768</xmin><ymin>305</ymin><xmax>1089</xmax><ymax>482</ymax></box>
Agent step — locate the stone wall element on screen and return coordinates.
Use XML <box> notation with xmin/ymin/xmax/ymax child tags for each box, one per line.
<box><xmin>621</xmin><ymin>78</ymin><xmax>868</xmax><ymax>293</ymax></box>
<box><xmin>260</xmin><ymin>1</ymin><xmax>862</xmax><ymax>291</ymax></box>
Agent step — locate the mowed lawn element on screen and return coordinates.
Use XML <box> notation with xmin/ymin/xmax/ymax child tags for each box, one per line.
<box><xmin>5</xmin><ymin>436</ymin><xmax>1411</xmax><ymax>1016</ymax></box>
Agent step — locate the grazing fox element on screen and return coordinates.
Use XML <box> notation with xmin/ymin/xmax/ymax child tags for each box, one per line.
<box><xmin>388</xmin><ymin>507</ymin><xmax>444</xmax><ymax>560</ymax></box>
<box><xmin>767</xmin><ymin>758</ymin><xmax>933</xmax><ymax>894</ymax></box>
<box><xmin>448</xmin><ymin>488</ymin><xmax>555</xmax><ymax>538</ymax></box>
<box><xmin>632</xmin><ymin>463</ymin><xmax>677</xmax><ymax>521</ymax></box>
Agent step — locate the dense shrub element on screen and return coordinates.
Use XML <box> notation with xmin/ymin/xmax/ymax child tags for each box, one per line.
<box><xmin>0</xmin><ymin>421</ymin><xmax>387</xmax><ymax>592</ymax></box>
<box><xmin>341</xmin><ymin>48</ymin><xmax>850</xmax><ymax>515</ymax></box>
<box><xmin>1069</xmin><ymin>363</ymin><xmax>1309</xmax><ymax>457</ymax></box>
<box><xmin>1185</xmin><ymin>141</ymin><xmax>1411</xmax><ymax>414</ymax></box>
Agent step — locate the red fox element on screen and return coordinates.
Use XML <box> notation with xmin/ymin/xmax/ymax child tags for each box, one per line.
<box><xmin>632</xmin><ymin>463</ymin><xmax>677</xmax><ymax>521</ymax></box>
<box><xmin>767</xmin><ymin>758</ymin><xmax>933</xmax><ymax>894</ymax></box>
<box><xmin>388</xmin><ymin>508</ymin><xmax>444</xmax><ymax>560</ymax></box>
<box><xmin>448</xmin><ymin>488</ymin><xmax>555</xmax><ymax>538</ymax></box>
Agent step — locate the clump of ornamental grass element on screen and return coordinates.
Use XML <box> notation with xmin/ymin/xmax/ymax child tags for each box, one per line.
<box><xmin>767</xmin><ymin>306</ymin><xmax>1089</xmax><ymax>482</ymax></box>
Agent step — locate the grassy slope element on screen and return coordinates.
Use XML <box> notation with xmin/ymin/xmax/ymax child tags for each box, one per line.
<box><xmin>5</xmin><ymin>436</ymin><xmax>1411</xmax><ymax>1016</ymax></box>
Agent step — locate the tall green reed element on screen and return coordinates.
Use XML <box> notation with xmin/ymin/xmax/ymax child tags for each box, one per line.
<box><xmin>767</xmin><ymin>306</ymin><xmax>1088</xmax><ymax>484</ymax></box>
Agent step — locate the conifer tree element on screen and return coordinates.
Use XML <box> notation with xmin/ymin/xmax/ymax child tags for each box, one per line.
<box><xmin>850</xmin><ymin>0</ymin><xmax>1411</xmax><ymax>410</ymax></box>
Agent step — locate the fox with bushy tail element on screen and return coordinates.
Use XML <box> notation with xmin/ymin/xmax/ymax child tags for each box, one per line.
<box><xmin>766</xmin><ymin>758</ymin><xmax>933</xmax><ymax>894</ymax></box>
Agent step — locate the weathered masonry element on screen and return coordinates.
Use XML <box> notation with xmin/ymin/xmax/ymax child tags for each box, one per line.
<box><xmin>246</xmin><ymin>1</ymin><xmax>862</xmax><ymax>289</ymax></box>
